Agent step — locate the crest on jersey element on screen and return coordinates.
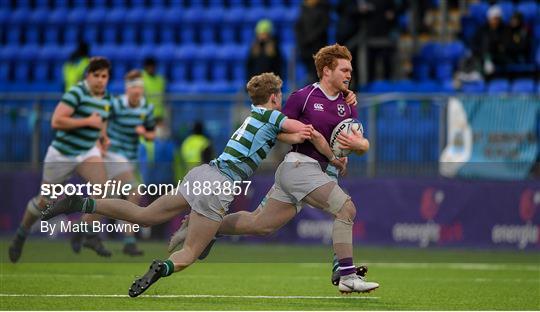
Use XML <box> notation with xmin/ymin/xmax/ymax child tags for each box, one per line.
<box><xmin>104</xmin><ymin>105</ymin><xmax>110</xmax><ymax>113</ymax></box>
<box><xmin>337</xmin><ymin>103</ymin><xmax>346</xmax><ymax>117</ymax></box>
<box><xmin>140</xmin><ymin>113</ymin><xmax>146</xmax><ymax>120</ymax></box>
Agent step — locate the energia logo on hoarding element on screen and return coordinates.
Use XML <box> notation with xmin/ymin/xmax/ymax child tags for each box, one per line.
<box><xmin>392</xmin><ymin>188</ymin><xmax>463</xmax><ymax>247</ymax></box>
<box><xmin>491</xmin><ymin>189</ymin><xmax>540</xmax><ymax>249</ymax></box>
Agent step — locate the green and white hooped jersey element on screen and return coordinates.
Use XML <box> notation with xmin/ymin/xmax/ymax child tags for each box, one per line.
<box><xmin>51</xmin><ymin>81</ymin><xmax>112</xmax><ymax>156</ymax></box>
<box><xmin>211</xmin><ymin>105</ymin><xmax>287</xmax><ymax>181</ymax></box>
<box><xmin>107</xmin><ymin>95</ymin><xmax>156</xmax><ymax>161</ymax></box>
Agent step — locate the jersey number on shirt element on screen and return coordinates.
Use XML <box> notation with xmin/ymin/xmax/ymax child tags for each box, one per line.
<box><xmin>233</xmin><ymin>117</ymin><xmax>252</xmax><ymax>141</ymax></box>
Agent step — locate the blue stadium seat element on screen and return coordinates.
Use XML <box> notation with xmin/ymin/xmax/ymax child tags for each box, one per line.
<box><xmin>0</xmin><ymin>46</ymin><xmax>17</xmax><ymax>82</ymax></box>
<box><xmin>123</xmin><ymin>8</ymin><xmax>145</xmax><ymax>44</ymax></box>
<box><xmin>154</xmin><ymin>44</ymin><xmax>176</xmax><ymax>64</ymax></box>
<box><xmin>228</xmin><ymin>0</ymin><xmax>245</xmax><ymax>8</ymax></box>
<box><xmin>208</xmin><ymin>0</ymin><xmax>226</xmax><ymax>8</ymax></box>
<box><xmin>416</xmin><ymin>80</ymin><xmax>441</xmax><ymax>93</ymax></box>
<box><xmin>182</xmin><ymin>7</ymin><xmax>205</xmax><ymax>43</ymax></box>
<box><xmin>91</xmin><ymin>0</ymin><xmax>108</xmax><ymax>8</ymax></box>
<box><xmin>366</xmin><ymin>80</ymin><xmax>394</xmax><ymax>93</ymax></box>
<box><xmin>438</xmin><ymin>41</ymin><xmax>466</xmax><ymax>64</ymax></box>
<box><xmin>108</xmin><ymin>80</ymin><xmax>124</xmax><ymax>94</ymax></box>
<box><xmin>460</xmin><ymin>16</ymin><xmax>478</xmax><ymax>45</ymax></box>
<box><xmin>222</xmin><ymin>8</ymin><xmax>244</xmax><ymax>43</ymax></box>
<box><xmin>64</xmin><ymin>28</ymin><xmax>80</xmax><ymax>45</ymax></box>
<box><xmin>393</xmin><ymin>80</ymin><xmax>415</xmax><ymax>92</ymax></box>
<box><xmin>468</xmin><ymin>2</ymin><xmax>488</xmax><ymax>24</ymax></box>
<box><xmin>279</xmin><ymin>25</ymin><xmax>295</xmax><ymax>44</ymax></box>
<box><xmin>419</xmin><ymin>42</ymin><xmax>438</xmax><ymax>64</ymax></box>
<box><xmin>46</xmin><ymin>9</ymin><xmax>68</xmax><ymax>44</ymax></box>
<box><xmin>413</xmin><ymin>58</ymin><xmax>431</xmax><ymax>81</ymax></box>
<box><xmin>498</xmin><ymin>1</ymin><xmax>515</xmax><ymax>23</ymax></box>
<box><xmin>169</xmin><ymin>0</ymin><xmax>189</xmax><ymax>7</ymax></box>
<box><xmin>537</xmin><ymin>83</ymin><xmax>540</xmax><ymax>95</ymax></box>
<box><xmin>26</xmin><ymin>10</ymin><xmax>48</xmax><ymax>44</ymax></box>
<box><xmin>161</xmin><ymin>10</ymin><xmax>182</xmax><ymax>43</ymax></box>
<box><xmin>8</xmin><ymin>9</ymin><xmax>30</xmax><ymax>44</ymax></box>
<box><xmin>38</xmin><ymin>45</ymin><xmax>63</xmax><ymax>82</ymax></box>
<box><xmin>487</xmin><ymin>79</ymin><xmax>509</xmax><ymax>94</ymax></box>
<box><xmin>207</xmin><ymin>81</ymin><xmax>237</xmax><ymax>93</ymax></box>
<box><xmin>283</xmin><ymin>6</ymin><xmax>300</xmax><ymax>23</ymax></box>
<box><xmin>52</xmin><ymin>0</ymin><xmax>69</xmax><ymax>8</ymax></box>
<box><xmin>171</xmin><ymin>60</ymin><xmax>189</xmax><ymax>83</ymax></box>
<box><xmin>34</xmin><ymin>0</ymin><xmax>50</xmax><ymax>9</ymax></box>
<box><xmin>269</xmin><ymin>0</ymin><xmax>286</xmax><ymax>6</ymax></box>
<box><xmin>211</xmin><ymin>54</ymin><xmax>229</xmax><ymax>83</ymax></box>
<box><xmin>461</xmin><ymin>81</ymin><xmax>485</xmax><ymax>93</ymax></box>
<box><xmin>92</xmin><ymin>45</ymin><xmax>117</xmax><ymax>61</ymax></box>
<box><xmin>517</xmin><ymin>2</ymin><xmax>539</xmax><ymax>24</ymax></box>
<box><xmin>15</xmin><ymin>45</ymin><xmax>38</xmax><ymax>81</ymax></box>
<box><xmin>70</xmin><ymin>0</ymin><xmax>87</xmax><ymax>8</ymax></box>
<box><xmin>84</xmin><ymin>9</ymin><xmax>107</xmax><ymax>43</ymax></box>
<box><xmin>511</xmin><ymin>79</ymin><xmax>535</xmax><ymax>93</ymax></box>
<box><xmin>67</xmin><ymin>8</ymin><xmax>86</xmax><ymax>27</ymax></box>
<box><xmin>111</xmin><ymin>0</ymin><xmax>127</xmax><ymax>8</ymax></box>
<box><xmin>265</xmin><ymin>7</ymin><xmax>288</xmax><ymax>25</ymax></box>
<box><xmin>103</xmin><ymin>9</ymin><xmax>126</xmax><ymax>44</ymax></box>
<box><xmin>248</xmin><ymin>0</ymin><xmax>264</xmax><ymax>8</ymax></box>
<box><xmin>434</xmin><ymin>62</ymin><xmax>453</xmax><ymax>81</ymax></box>
<box><xmin>441</xmin><ymin>79</ymin><xmax>455</xmax><ymax>92</ymax></box>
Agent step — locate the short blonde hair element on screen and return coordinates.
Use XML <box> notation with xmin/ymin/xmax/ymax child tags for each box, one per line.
<box><xmin>124</xmin><ymin>69</ymin><xmax>142</xmax><ymax>81</ymax></box>
<box><xmin>246</xmin><ymin>72</ymin><xmax>283</xmax><ymax>105</ymax></box>
<box><xmin>313</xmin><ymin>44</ymin><xmax>352</xmax><ymax>79</ymax></box>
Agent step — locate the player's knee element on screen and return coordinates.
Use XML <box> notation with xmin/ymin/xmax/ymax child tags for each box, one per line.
<box><xmin>336</xmin><ymin>199</ymin><xmax>356</xmax><ymax>223</ymax></box>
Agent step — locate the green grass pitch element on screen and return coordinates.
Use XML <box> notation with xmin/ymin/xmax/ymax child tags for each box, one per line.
<box><xmin>1</xmin><ymin>239</ymin><xmax>539</xmax><ymax>310</ymax></box>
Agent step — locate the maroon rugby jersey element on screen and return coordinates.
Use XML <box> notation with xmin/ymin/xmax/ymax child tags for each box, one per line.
<box><xmin>283</xmin><ymin>83</ymin><xmax>358</xmax><ymax>163</ymax></box>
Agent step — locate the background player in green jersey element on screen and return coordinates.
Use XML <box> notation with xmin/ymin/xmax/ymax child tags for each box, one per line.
<box><xmin>8</xmin><ymin>57</ymin><xmax>114</xmax><ymax>262</ymax></box>
<box><xmin>103</xmin><ymin>69</ymin><xmax>156</xmax><ymax>256</ymax></box>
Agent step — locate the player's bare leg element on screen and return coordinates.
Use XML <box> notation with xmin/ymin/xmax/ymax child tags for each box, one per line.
<box><xmin>129</xmin><ymin>211</ymin><xmax>220</xmax><ymax>297</ymax></box>
<box><xmin>43</xmin><ymin>191</ymin><xmax>190</xmax><ymax>227</ymax></box>
<box><xmin>8</xmin><ymin>194</ymin><xmax>49</xmax><ymax>263</ymax></box>
<box><xmin>167</xmin><ymin>189</ymin><xmax>297</xmax><ymax>255</ymax></box>
<box><xmin>302</xmin><ymin>182</ymin><xmax>379</xmax><ymax>293</ymax></box>
<box><xmin>219</xmin><ymin>199</ymin><xmax>296</xmax><ymax>236</ymax></box>
<box><xmin>74</xmin><ymin>156</ymin><xmax>112</xmax><ymax>256</ymax></box>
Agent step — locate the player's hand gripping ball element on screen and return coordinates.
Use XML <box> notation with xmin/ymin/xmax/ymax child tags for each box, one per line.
<box><xmin>330</xmin><ymin>118</ymin><xmax>364</xmax><ymax>157</ymax></box>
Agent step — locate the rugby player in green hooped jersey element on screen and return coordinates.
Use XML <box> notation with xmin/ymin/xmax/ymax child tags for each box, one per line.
<box><xmin>42</xmin><ymin>72</ymin><xmax>346</xmax><ymax>297</ymax></box>
<box><xmin>103</xmin><ymin>69</ymin><xmax>156</xmax><ymax>256</ymax></box>
<box><xmin>9</xmin><ymin>57</ymin><xmax>114</xmax><ymax>263</ymax></box>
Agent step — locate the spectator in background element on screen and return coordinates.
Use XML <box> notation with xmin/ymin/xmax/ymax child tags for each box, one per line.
<box><xmin>505</xmin><ymin>12</ymin><xmax>532</xmax><ymax>65</ymax></box>
<box><xmin>62</xmin><ymin>42</ymin><xmax>89</xmax><ymax>91</ymax></box>
<box><xmin>474</xmin><ymin>5</ymin><xmax>509</xmax><ymax>77</ymax></box>
<box><xmin>175</xmin><ymin>121</ymin><xmax>214</xmax><ymax>182</ymax></box>
<box><xmin>142</xmin><ymin>57</ymin><xmax>167</xmax><ymax>119</ymax></box>
<box><xmin>453</xmin><ymin>54</ymin><xmax>484</xmax><ymax>90</ymax></box>
<box><xmin>246</xmin><ymin>19</ymin><xmax>283</xmax><ymax>81</ymax></box>
<box><xmin>335</xmin><ymin>0</ymin><xmax>398</xmax><ymax>84</ymax></box>
<box><xmin>295</xmin><ymin>0</ymin><xmax>330</xmax><ymax>83</ymax></box>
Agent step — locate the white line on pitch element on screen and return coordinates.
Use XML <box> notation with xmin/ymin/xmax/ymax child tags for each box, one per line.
<box><xmin>0</xmin><ymin>293</ymin><xmax>379</xmax><ymax>300</ymax></box>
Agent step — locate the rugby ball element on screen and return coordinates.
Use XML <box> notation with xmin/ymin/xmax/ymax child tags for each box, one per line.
<box><xmin>330</xmin><ymin>118</ymin><xmax>364</xmax><ymax>157</ymax></box>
